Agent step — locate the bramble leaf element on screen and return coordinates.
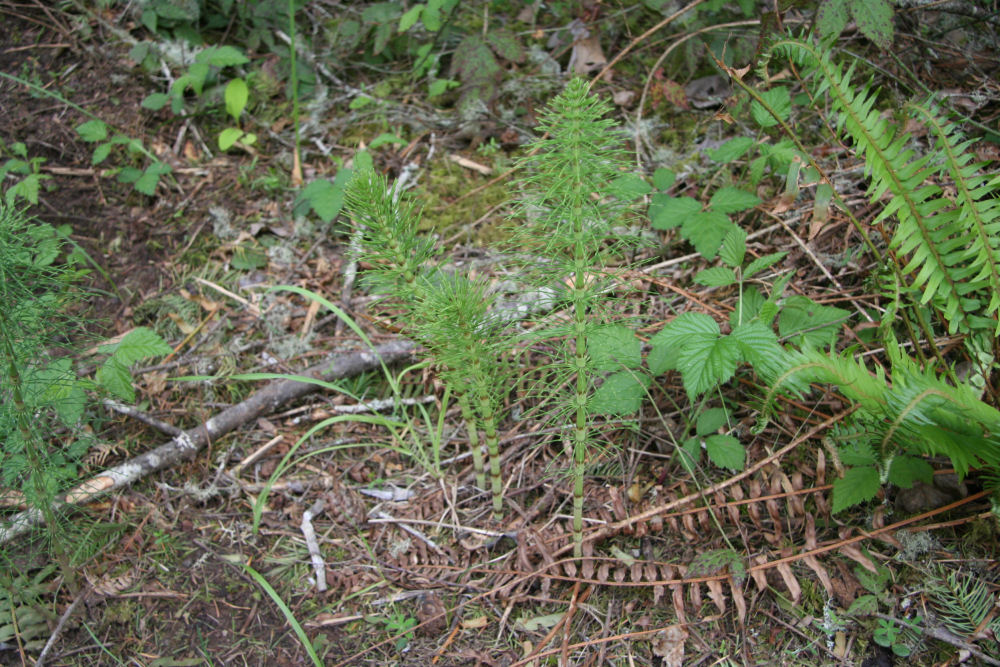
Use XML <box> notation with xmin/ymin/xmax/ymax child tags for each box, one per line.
<box><xmin>589</xmin><ymin>324</ymin><xmax>641</xmax><ymax>371</ymax></box>
<box><xmin>590</xmin><ymin>371</ymin><xmax>650</xmax><ymax>415</ymax></box>
<box><xmin>778</xmin><ymin>295</ymin><xmax>850</xmax><ymax>348</ymax></box>
<box><xmin>707</xmin><ymin>136</ymin><xmax>755</xmax><ymax>163</ymax></box>
<box><xmin>705</xmin><ymin>434</ymin><xmax>745</xmax><ymax>471</ymax></box>
<box><xmin>696</xmin><ymin>407</ymin><xmax>728</xmax><ymax>435</ymax></box>
<box><xmin>744</xmin><ymin>251</ymin><xmax>787</xmax><ymax>279</ymax></box>
<box><xmin>76</xmin><ymin>120</ymin><xmax>108</xmax><ymax>143</ymax></box>
<box><xmin>695</xmin><ymin>266</ymin><xmax>736</xmax><ymax>287</ymax></box>
<box><xmin>719</xmin><ymin>226</ymin><xmax>747</xmax><ymax>267</ymax></box>
<box><xmin>676</xmin><ymin>333</ymin><xmax>741</xmax><ymax>398</ymax></box>
<box><xmin>649</xmin><ymin>194</ymin><xmax>699</xmax><ymax>230</ymax></box>
<box><xmin>710</xmin><ymin>187</ymin><xmax>761</xmax><ymax>214</ymax></box>
<box><xmin>681</xmin><ymin>210</ymin><xmax>736</xmax><ymax>259</ymax></box>
<box><xmin>832</xmin><ymin>466</ymin><xmax>881</xmax><ymax>513</ymax></box>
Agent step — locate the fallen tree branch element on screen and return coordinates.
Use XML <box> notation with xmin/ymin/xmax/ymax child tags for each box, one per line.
<box><xmin>0</xmin><ymin>339</ymin><xmax>416</xmax><ymax>545</ymax></box>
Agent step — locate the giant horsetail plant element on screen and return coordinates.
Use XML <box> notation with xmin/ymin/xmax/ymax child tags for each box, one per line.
<box><xmin>509</xmin><ymin>78</ymin><xmax>649</xmax><ymax>557</ymax></box>
<box><xmin>343</xmin><ymin>170</ymin><xmax>512</xmax><ymax>519</ymax></box>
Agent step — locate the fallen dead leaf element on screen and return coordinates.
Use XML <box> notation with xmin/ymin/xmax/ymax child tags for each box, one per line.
<box><xmin>651</xmin><ymin>624</ymin><xmax>688</xmax><ymax>667</ymax></box>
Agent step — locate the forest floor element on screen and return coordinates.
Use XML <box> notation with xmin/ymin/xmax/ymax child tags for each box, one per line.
<box><xmin>1</xmin><ymin>1</ymin><xmax>999</xmax><ymax>665</ymax></box>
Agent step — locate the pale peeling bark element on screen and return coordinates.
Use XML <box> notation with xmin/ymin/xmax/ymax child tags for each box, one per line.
<box><xmin>0</xmin><ymin>339</ymin><xmax>416</xmax><ymax>544</ymax></box>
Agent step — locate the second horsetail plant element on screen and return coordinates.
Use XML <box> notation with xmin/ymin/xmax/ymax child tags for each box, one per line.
<box><xmin>345</xmin><ymin>79</ymin><xmax>649</xmax><ymax>545</ymax></box>
<box><xmin>344</xmin><ymin>170</ymin><xmax>512</xmax><ymax>519</ymax></box>
<box><xmin>509</xmin><ymin>79</ymin><xmax>650</xmax><ymax>557</ymax></box>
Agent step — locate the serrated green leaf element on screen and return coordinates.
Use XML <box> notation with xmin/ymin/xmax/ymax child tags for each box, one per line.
<box><xmin>652</xmin><ymin>168</ymin><xmax>675</xmax><ymax>191</ymax></box>
<box><xmin>676</xmin><ymin>333</ymin><xmax>741</xmax><ymax>398</ymax></box>
<box><xmin>610</xmin><ymin>173</ymin><xmax>652</xmax><ymax>200</ymax></box>
<box><xmin>851</xmin><ymin>0</ymin><xmax>894</xmax><ymax>49</ymax></box>
<box><xmin>832</xmin><ymin>466</ymin><xmax>881</xmax><ymax>513</ymax></box>
<box><xmin>141</xmin><ymin>92</ymin><xmax>170</xmax><ymax>110</ymax></box>
<box><xmin>54</xmin><ymin>383</ymin><xmax>87</xmax><ymax>427</ymax></box>
<box><xmin>719</xmin><ymin>226</ymin><xmax>747</xmax><ymax>267</ymax></box>
<box><xmin>96</xmin><ymin>357</ymin><xmax>135</xmax><ymax>402</ymax></box>
<box><xmin>710</xmin><ymin>186</ymin><xmax>761</xmax><ymax>214</ymax></box>
<box><xmin>705</xmin><ymin>434</ymin><xmax>745</xmax><ymax>471</ymax></box>
<box><xmin>196</xmin><ymin>45</ymin><xmax>249</xmax><ymax>67</ymax></box>
<box><xmin>76</xmin><ymin>120</ymin><xmax>108</xmax><ymax>143</ymax></box>
<box><xmin>648</xmin><ymin>312</ymin><xmax>719</xmax><ymax>375</ymax></box>
<box><xmin>838</xmin><ymin>439</ymin><xmax>877</xmax><ymax>466</ymax></box>
<box><xmin>778</xmin><ymin>295</ymin><xmax>850</xmax><ymax>349</ymax></box>
<box><xmin>650</xmin><ymin>312</ymin><xmax>719</xmax><ymax>352</ymax></box>
<box><xmin>421</xmin><ymin>1</ymin><xmax>442</xmax><ymax>30</ymax></box>
<box><xmin>111</xmin><ymin>327</ymin><xmax>173</xmax><ymax>365</ymax></box>
<box><xmin>744</xmin><ymin>251</ymin><xmax>788</xmax><ymax>279</ymax></box>
<box><xmin>224</xmin><ymin>78</ymin><xmax>248</xmax><ymax>121</ymax></box>
<box><xmin>134</xmin><ymin>162</ymin><xmax>171</xmax><ymax>195</ymax></box>
<box><xmin>589</xmin><ymin>324</ymin><xmax>641</xmax><ymax>371</ymax></box>
<box><xmin>694</xmin><ymin>266</ymin><xmax>737</xmax><ymax>287</ymax></box>
<box><xmin>730</xmin><ymin>320</ymin><xmax>783</xmax><ymax>378</ymax></box>
<box><xmin>398</xmin><ymin>4</ymin><xmax>422</xmax><ymax>32</ymax></box>
<box><xmin>681</xmin><ymin>210</ymin><xmax>736</xmax><ymax>259</ymax></box>
<box><xmin>297</xmin><ymin>176</ymin><xmax>348</xmax><ymax>223</ymax></box>
<box><xmin>117</xmin><ymin>166</ymin><xmax>142</xmax><ymax>184</ymax></box>
<box><xmin>730</xmin><ymin>286</ymin><xmax>766</xmax><ymax>328</ymax></box>
<box><xmin>697</xmin><ymin>407</ymin><xmax>728</xmax><ymax>436</ymax></box>
<box><xmin>590</xmin><ymin>371</ymin><xmax>650</xmax><ymax>415</ymax></box>
<box><xmin>7</xmin><ymin>175</ymin><xmax>40</xmax><ymax>205</ymax></box>
<box><xmin>751</xmin><ymin>87</ymin><xmax>792</xmax><ymax>128</ymax></box>
<box><xmin>649</xmin><ymin>194</ymin><xmax>699</xmax><ymax>230</ymax></box>
<box><xmin>707</xmin><ymin>136</ymin><xmax>754</xmax><ymax>163</ymax></box>
<box><xmin>91</xmin><ymin>143</ymin><xmax>113</xmax><ymax>165</ymax></box>
<box><xmin>887</xmin><ymin>455</ymin><xmax>934</xmax><ymax>489</ymax></box>
<box><xmin>134</xmin><ymin>170</ymin><xmax>160</xmax><ymax>195</ymax></box>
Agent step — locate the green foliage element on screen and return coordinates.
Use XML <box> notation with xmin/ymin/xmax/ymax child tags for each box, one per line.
<box><xmin>140</xmin><ymin>44</ymin><xmax>257</xmax><ymax>152</ymax></box>
<box><xmin>365</xmin><ymin>609</ymin><xmax>418</xmax><ymax>651</ymax></box>
<box><xmin>0</xmin><ymin>142</ymin><xmax>50</xmax><ymax>206</ymax></box>
<box><xmin>75</xmin><ymin>116</ymin><xmax>171</xmax><ymax>195</ymax></box>
<box><xmin>766</xmin><ymin>37</ymin><xmax>1000</xmax><ymax>336</ymax></box>
<box><xmin>873</xmin><ymin>615</ymin><xmax>921</xmax><ymax>658</ymax></box>
<box><xmin>678</xmin><ymin>406</ymin><xmax>744</xmax><ymax>474</ymax></box>
<box><xmin>926</xmin><ymin>567</ymin><xmax>1000</xmax><ymax>639</ymax></box>
<box><xmin>743</xmin><ymin>36</ymin><xmax>1000</xmax><ymax>512</ymax></box>
<box><xmin>95</xmin><ymin>328</ymin><xmax>173</xmax><ymax>403</ymax></box>
<box><xmin>816</xmin><ymin>0</ymin><xmax>895</xmax><ymax>49</ymax></box>
<box><xmin>137</xmin><ymin>0</ymin><xmax>305</xmax><ymax>54</ymax></box>
<box><xmin>649</xmin><ymin>178</ymin><xmax>760</xmax><ymax>259</ymax></box>
<box><xmin>0</xmin><ymin>205</ymin><xmax>168</xmax><ymax>521</ymax></box>
<box><xmin>344</xmin><ymin>167</ymin><xmax>513</xmax><ymax>518</ymax></box>
<box><xmin>0</xmin><ymin>565</ymin><xmax>59</xmax><ymax>651</ymax></box>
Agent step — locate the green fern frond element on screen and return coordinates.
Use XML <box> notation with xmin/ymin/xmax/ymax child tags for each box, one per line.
<box><xmin>927</xmin><ymin>568</ymin><xmax>998</xmax><ymax>638</ymax></box>
<box><xmin>907</xmin><ymin>100</ymin><xmax>1000</xmax><ymax>326</ymax></box>
<box><xmin>762</xmin><ymin>347</ymin><xmax>1000</xmax><ymax>475</ymax></box>
<box><xmin>768</xmin><ymin>38</ymin><xmax>1000</xmax><ymax>334</ymax></box>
